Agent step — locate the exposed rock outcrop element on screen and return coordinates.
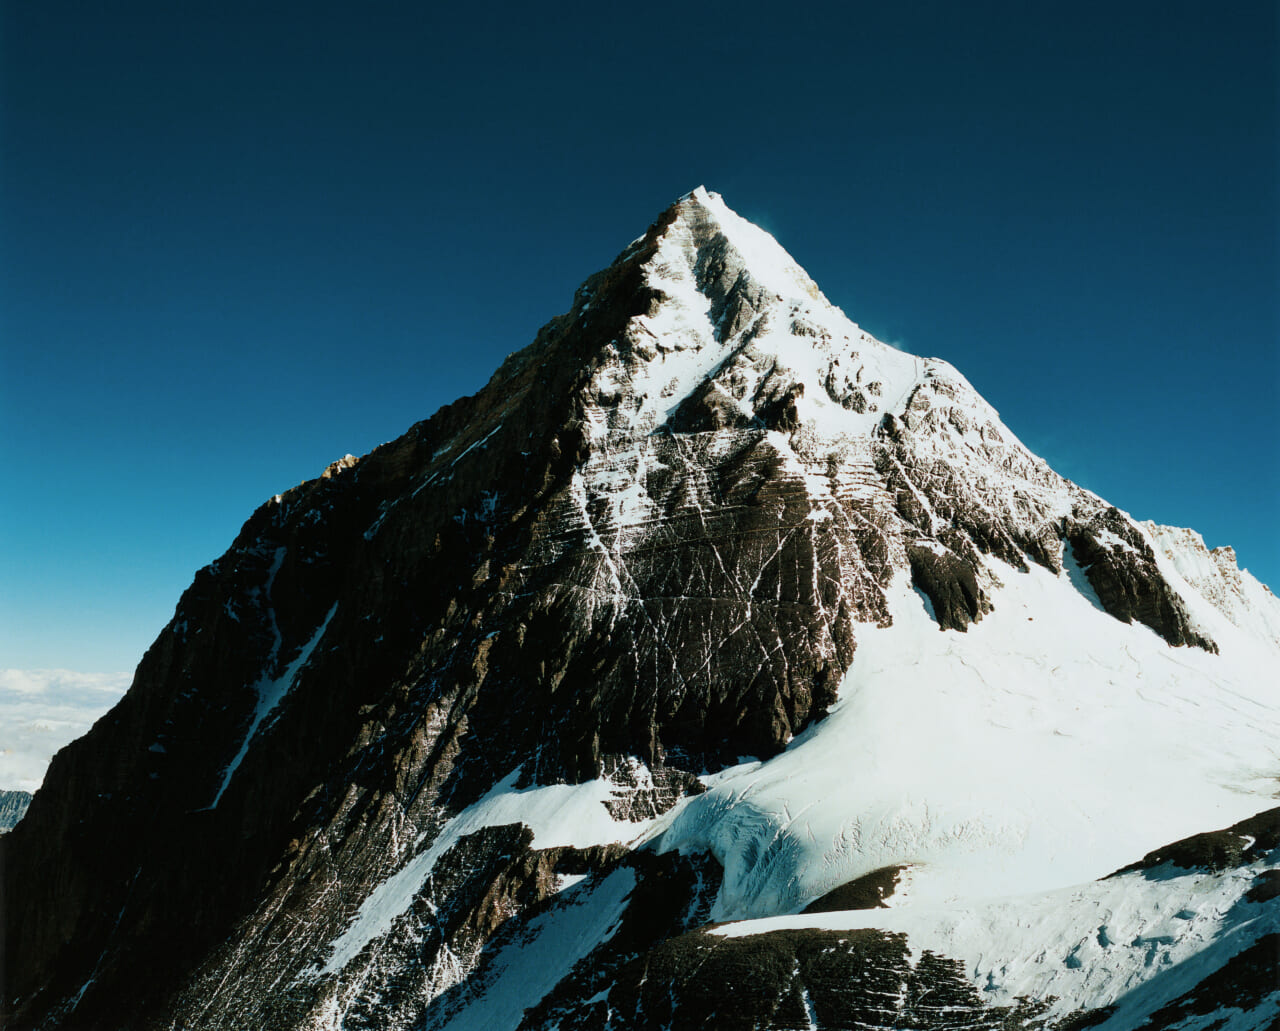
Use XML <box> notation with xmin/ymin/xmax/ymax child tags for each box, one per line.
<box><xmin>547</xmin><ymin>927</ymin><xmax>1052</xmax><ymax>1031</ymax></box>
<box><xmin>1110</xmin><ymin>806</ymin><xmax>1280</xmax><ymax>877</ymax></box>
<box><xmin>1067</xmin><ymin>507</ymin><xmax>1216</xmax><ymax>651</ymax></box>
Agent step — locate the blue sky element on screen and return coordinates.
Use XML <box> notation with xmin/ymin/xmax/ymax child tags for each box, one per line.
<box><xmin>2</xmin><ymin>1</ymin><xmax>1276</xmax><ymax>671</ymax></box>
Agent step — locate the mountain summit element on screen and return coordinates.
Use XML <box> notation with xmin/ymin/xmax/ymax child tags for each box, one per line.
<box><xmin>5</xmin><ymin>191</ymin><xmax>1278</xmax><ymax>1030</ymax></box>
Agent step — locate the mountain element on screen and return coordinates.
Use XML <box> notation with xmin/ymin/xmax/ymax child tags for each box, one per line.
<box><xmin>0</xmin><ymin>789</ymin><xmax>32</xmax><ymax>833</ymax></box>
<box><xmin>4</xmin><ymin>188</ymin><xmax>1278</xmax><ymax>1030</ymax></box>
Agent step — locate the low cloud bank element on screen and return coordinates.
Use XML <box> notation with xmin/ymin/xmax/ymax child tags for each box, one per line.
<box><xmin>0</xmin><ymin>670</ymin><xmax>131</xmax><ymax>792</ymax></box>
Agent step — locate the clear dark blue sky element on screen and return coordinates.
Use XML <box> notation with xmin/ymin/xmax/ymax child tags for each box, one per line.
<box><xmin>3</xmin><ymin>1</ymin><xmax>1276</xmax><ymax>670</ymax></box>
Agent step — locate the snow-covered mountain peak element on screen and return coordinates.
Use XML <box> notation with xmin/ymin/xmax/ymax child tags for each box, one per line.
<box><xmin>579</xmin><ymin>189</ymin><xmax>928</xmax><ymax>445</ymax></box>
<box><xmin>663</xmin><ymin>186</ymin><xmax>830</xmax><ymax>308</ymax></box>
<box><xmin>11</xmin><ymin>189</ymin><xmax>1279</xmax><ymax>1031</ymax></box>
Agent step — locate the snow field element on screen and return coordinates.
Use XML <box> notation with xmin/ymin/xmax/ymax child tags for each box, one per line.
<box><xmin>711</xmin><ymin>854</ymin><xmax>1279</xmax><ymax>1025</ymax></box>
<box><xmin>649</xmin><ymin>561</ymin><xmax>1280</xmax><ymax>918</ymax></box>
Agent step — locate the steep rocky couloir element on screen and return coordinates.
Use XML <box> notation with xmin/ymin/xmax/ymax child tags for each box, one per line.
<box><xmin>1</xmin><ymin>188</ymin><xmax>1228</xmax><ymax>1030</ymax></box>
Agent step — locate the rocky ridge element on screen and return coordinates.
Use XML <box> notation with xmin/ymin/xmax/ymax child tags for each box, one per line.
<box><xmin>1143</xmin><ymin>520</ymin><xmax>1280</xmax><ymax>648</ymax></box>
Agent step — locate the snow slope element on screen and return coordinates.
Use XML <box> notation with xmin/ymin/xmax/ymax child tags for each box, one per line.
<box><xmin>639</xmin><ymin>543</ymin><xmax>1280</xmax><ymax>1022</ymax></box>
<box><xmin>429</xmin><ymin>869</ymin><xmax>638</xmax><ymax>1031</ymax></box>
<box><xmin>651</xmin><ymin>560</ymin><xmax>1280</xmax><ymax>916</ymax></box>
<box><xmin>713</xmin><ymin>852</ymin><xmax>1280</xmax><ymax>1027</ymax></box>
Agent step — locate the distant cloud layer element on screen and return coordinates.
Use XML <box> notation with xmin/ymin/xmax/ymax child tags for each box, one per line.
<box><xmin>0</xmin><ymin>669</ymin><xmax>131</xmax><ymax>792</ymax></box>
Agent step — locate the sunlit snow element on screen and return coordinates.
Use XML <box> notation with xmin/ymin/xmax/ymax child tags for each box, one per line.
<box><xmin>650</xmin><ymin>563</ymin><xmax>1279</xmax><ymax>917</ymax></box>
<box><xmin>712</xmin><ymin>854</ymin><xmax>1280</xmax><ymax>1026</ymax></box>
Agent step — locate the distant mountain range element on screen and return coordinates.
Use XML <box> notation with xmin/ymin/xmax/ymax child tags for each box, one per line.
<box><xmin>0</xmin><ymin>790</ymin><xmax>31</xmax><ymax>833</ymax></box>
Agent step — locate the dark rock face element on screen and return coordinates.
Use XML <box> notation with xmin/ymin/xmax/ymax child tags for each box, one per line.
<box><xmin>434</xmin><ymin>849</ymin><xmax>722</xmax><ymax>1031</ymax></box>
<box><xmin>505</xmin><ymin>422</ymin><xmax>877</xmax><ymax>780</ymax></box>
<box><xmin>906</xmin><ymin>544</ymin><xmax>990</xmax><ymax>631</ymax></box>
<box><xmin>801</xmin><ymin>864</ymin><xmax>905</xmax><ymax>913</ymax></box>
<box><xmin>1067</xmin><ymin>507</ymin><xmax>1217</xmax><ymax>651</ymax></box>
<box><xmin>543</xmin><ymin>926</ymin><xmax>1051</xmax><ymax>1031</ymax></box>
<box><xmin>1245</xmin><ymin>869</ymin><xmax>1280</xmax><ymax>904</ymax></box>
<box><xmin>1</xmin><ymin>189</ymin><xmax>1247</xmax><ymax>1030</ymax></box>
<box><xmin>0</xmin><ymin>789</ymin><xmax>31</xmax><ymax>832</ymax></box>
<box><xmin>1110</xmin><ymin>806</ymin><xmax>1280</xmax><ymax>877</ymax></box>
